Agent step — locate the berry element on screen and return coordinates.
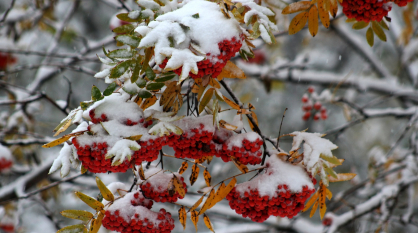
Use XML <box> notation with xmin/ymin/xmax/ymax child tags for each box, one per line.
<box><xmin>0</xmin><ymin>157</ymin><xmax>13</xmax><ymax>171</ymax></box>
<box><xmin>301</xmin><ymin>94</ymin><xmax>309</xmax><ymax>103</ymax></box>
<box><xmin>221</xmin><ymin>133</ymin><xmax>263</xmax><ymax>165</ymax></box>
<box><xmin>246</xmin><ymin>50</ymin><xmax>266</xmax><ymax>64</ymax></box>
<box><xmin>391</xmin><ymin>0</ymin><xmax>412</xmax><ymax>7</ymax></box>
<box><xmin>159</xmin><ymin>36</ymin><xmax>243</xmax><ymax>79</ymax></box>
<box><xmin>313</xmin><ymin>113</ymin><xmax>320</xmax><ymax>121</ymax></box>
<box><xmin>302</xmin><ymin>111</ymin><xmax>311</xmax><ymax>121</ymax></box>
<box><xmin>302</xmin><ymin>103</ymin><xmax>312</xmax><ymax>111</ymax></box>
<box><xmin>140</xmin><ymin>170</ymin><xmax>187</xmax><ymax>203</ymax></box>
<box><xmin>0</xmin><ymin>53</ymin><xmax>17</xmax><ymax>70</ymax></box>
<box><xmin>307</xmin><ymin>86</ymin><xmax>315</xmax><ymax>93</ymax></box>
<box><xmin>342</xmin><ymin>0</ymin><xmax>392</xmax><ymax>23</ymax></box>
<box><xmin>321</xmin><ymin>113</ymin><xmax>328</xmax><ymax>120</ymax></box>
<box><xmin>323</xmin><ymin>217</ymin><xmax>333</xmax><ymax>226</ymax></box>
<box><xmin>313</xmin><ymin>102</ymin><xmax>322</xmax><ymax>110</ymax></box>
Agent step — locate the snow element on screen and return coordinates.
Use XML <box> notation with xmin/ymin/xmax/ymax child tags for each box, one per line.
<box><xmin>235</xmin><ymin>154</ymin><xmax>314</xmax><ymax>197</ymax></box>
<box><xmin>105</xmin><ymin>139</ymin><xmax>141</xmax><ymax>166</ymax></box>
<box><xmin>138</xmin><ymin>167</ymin><xmax>182</xmax><ymax>191</ymax></box>
<box><xmin>225</xmin><ymin>132</ymin><xmax>261</xmax><ymax>149</ymax></box>
<box><xmin>0</xmin><ymin>144</ymin><xmax>13</xmax><ymax>161</ymax></box>
<box><xmin>49</xmin><ymin>143</ymin><xmax>78</xmax><ymax>177</ymax></box>
<box><xmin>94</xmin><ymin>68</ymin><xmax>110</xmax><ymax>79</ymax></box>
<box><xmin>137</xmin><ymin>0</ymin><xmax>161</xmax><ymax>11</ymax></box>
<box><xmin>172</xmin><ymin>115</ymin><xmax>215</xmax><ymax>135</ymax></box>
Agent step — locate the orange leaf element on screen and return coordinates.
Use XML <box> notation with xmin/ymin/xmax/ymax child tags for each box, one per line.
<box><xmin>203</xmin><ymin>214</ymin><xmax>215</xmax><ymax>232</ymax></box>
<box><xmin>42</xmin><ymin>131</ymin><xmax>86</xmax><ymax>148</ymax></box>
<box><xmin>319</xmin><ymin>183</ymin><xmax>326</xmax><ymax>219</ymax></box>
<box><xmin>329</xmin><ymin>0</ymin><xmax>338</xmax><ymax>18</ymax></box>
<box><xmin>308</xmin><ymin>5</ymin><xmax>319</xmax><ymax>37</ymax></box>
<box><xmin>213</xmin><ymin>182</ymin><xmax>226</xmax><ymax>204</ymax></box>
<box><xmin>232</xmin><ymin>158</ymin><xmax>249</xmax><ymax>173</ymax></box>
<box><xmin>206</xmin><ymin>156</ymin><xmax>214</xmax><ymax>164</ymax></box>
<box><xmin>141</xmin><ymin>95</ymin><xmax>157</xmax><ymax>110</ymax></box>
<box><xmin>178</xmin><ymin>206</ymin><xmax>186</xmax><ymax>230</ymax></box>
<box><xmin>289</xmin><ymin>12</ymin><xmax>309</xmax><ymax>35</ymax></box>
<box><xmin>223</xmin><ymin>96</ymin><xmax>240</xmax><ymax>110</ymax></box>
<box><xmin>198</xmin><ymin>189</ymin><xmax>216</xmax><ymax>215</ymax></box>
<box><xmin>178</xmin><ymin>161</ymin><xmax>189</xmax><ymax>175</ymax></box>
<box><xmin>189</xmin><ymin>195</ymin><xmax>205</xmax><ymax>212</ymax></box>
<box><xmin>303</xmin><ymin>191</ymin><xmax>319</xmax><ymax>212</ymax></box>
<box><xmin>173</xmin><ymin>175</ymin><xmax>186</xmax><ymax>197</ymax></box>
<box><xmin>138</xmin><ymin>164</ymin><xmax>145</xmax><ymax>180</ymax></box>
<box><xmin>190</xmin><ymin>164</ymin><xmax>200</xmax><ymax>186</ymax></box>
<box><xmin>191</xmin><ymin>210</ymin><xmax>199</xmax><ymax>232</ymax></box>
<box><xmin>310</xmin><ymin>199</ymin><xmax>319</xmax><ymax>217</ymax></box>
<box><xmin>282</xmin><ymin>1</ymin><xmax>311</xmax><ymax>14</ymax></box>
<box><xmin>217</xmin><ymin>61</ymin><xmax>246</xmax><ymax>79</ymax></box>
<box><xmin>247</xmin><ymin>112</ymin><xmax>259</xmax><ymax>132</ymax></box>
<box><xmin>203</xmin><ymin>168</ymin><xmax>211</xmax><ymax>187</ymax></box>
<box><xmin>318</xmin><ymin>0</ymin><xmax>330</xmax><ymax>28</ymax></box>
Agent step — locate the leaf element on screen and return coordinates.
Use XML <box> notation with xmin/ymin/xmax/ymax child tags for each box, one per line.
<box><xmin>131</xmin><ymin>58</ymin><xmax>141</xmax><ymax>83</ymax></box>
<box><xmin>116</xmin><ymin>13</ymin><xmax>141</xmax><ymax>22</ymax></box>
<box><xmin>317</xmin><ymin>0</ymin><xmax>330</xmax><ymax>28</ymax></box>
<box><xmin>141</xmin><ymin>95</ymin><xmax>157</xmax><ymax>110</ymax></box>
<box><xmin>173</xmin><ymin>175</ymin><xmax>186</xmax><ymax>197</ymax></box>
<box><xmin>310</xmin><ymin>199</ymin><xmax>319</xmax><ymax>217</ymax></box>
<box><xmin>219</xmin><ymin>177</ymin><xmax>236</xmax><ymax>200</ymax></box>
<box><xmin>155</xmin><ymin>72</ymin><xmax>176</xmax><ymax>82</ymax></box>
<box><xmin>308</xmin><ymin>6</ymin><xmax>318</xmax><ymax>37</ymax></box>
<box><xmin>213</xmin><ymin>182</ymin><xmax>226</xmax><ymax>203</ymax></box>
<box><xmin>203</xmin><ymin>214</ymin><xmax>215</xmax><ymax>233</ymax></box>
<box><xmin>103</xmin><ymin>82</ymin><xmax>118</xmax><ymax>96</ymax></box>
<box><xmin>247</xmin><ymin>112</ymin><xmax>259</xmax><ymax>132</ymax></box>
<box><xmin>372</xmin><ymin>21</ymin><xmax>386</xmax><ymax>41</ymax></box>
<box><xmin>81</xmin><ymin>165</ymin><xmax>88</xmax><ymax>174</ymax></box>
<box><xmin>366</xmin><ymin>27</ymin><xmax>374</xmax><ymax>47</ymax></box>
<box><xmin>74</xmin><ymin>192</ymin><xmax>104</xmax><ymax>211</ymax></box>
<box><xmin>60</xmin><ymin>210</ymin><xmax>94</xmax><ymax>221</ymax></box>
<box><xmin>141</xmin><ymin>47</ymin><xmax>153</xmax><ymax>74</ymax></box>
<box><xmin>179</xmin><ymin>206</ymin><xmax>186</xmax><ymax>230</ymax></box>
<box><xmin>326</xmin><ymin>188</ymin><xmax>332</xmax><ymax>200</ymax></box>
<box><xmin>138</xmin><ymin>164</ymin><xmax>145</xmax><ymax>180</ymax></box>
<box><xmin>124</xmin><ymin>135</ymin><xmax>143</xmax><ymax>141</ymax></box>
<box><xmin>232</xmin><ymin>158</ymin><xmax>249</xmax><ymax>173</ymax></box>
<box><xmin>107</xmin><ymin>49</ymin><xmax>135</xmax><ymax>59</ymax></box>
<box><xmin>146</xmin><ymin>82</ymin><xmax>165</xmax><ymax>91</ymax></box>
<box><xmin>42</xmin><ymin>135</ymin><xmax>73</xmax><ymax>148</ymax></box>
<box><xmin>178</xmin><ymin>161</ymin><xmax>189</xmax><ymax>175</ymax></box>
<box><xmin>90</xmin><ymin>211</ymin><xmax>104</xmax><ymax>233</ymax></box>
<box><xmin>145</xmin><ymin>66</ymin><xmax>156</xmax><ymax>81</ymax></box>
<box><xmin>110</xmin><ymin>60</ymin><xmax>132</xmax><ymax>79</ymax></box>
<box><xmin>189</xmin><ymin>195</ymin><xmax>205</xmax><ymax>212</ymax></box>
<box><xmin>319</xmin><ymin>183</ymin><xmax>326</xmax><ymax>219</ymax></box>
<box><xmin>203</xmin><ymin>168</ymin><xmax>211</xmax><ymax>187</ymax></box>
<box><xmin>223</xmin><ymin>96</ymin><xmax>240</xmax><ymax>110</ymax></box>
<box><xmin>352</xmin><ymin>21</ymin><xmax>369</xmax><ymax>30</ymax></box>
<box><xmin>115</xmin><ymin>35</ymin><xmax>141</xmax><ymax>47</ymax></box>
<box><xmin>329</xmin><ymin>0</ymin><xmax>338</xmax><ymax>17</ymax></box>
<box><xmin>112</xmin><ymin>24</ymin><xmax>135</xmax><ymax>34</ymax></box>
<box><xmin>282</xmin><ymin>1</ymin><xmax>311</xmax><ymax>14</ymax></box>
<box><xmin>96</xmin><ymin>177</ymin><xmax>114</xmax><ymax>202</ymax></box>
<box><xmin>54</xmin><ymin>118</ymin><xmax>72</xmax><ymax>137</ymax></box>
<box><xmin>208</xmin><ymin>78</ymin><xmax>221</xmax><ymax>89</ymax></box>
<box><xmin>137</xmin><ymin>90</ymin><xmax>152</xmax><ymax>99</ymax></box>
<box><xmin>198</xmin><ymin>189</ymin><xmax>216</xmax><ymax>215</ymax></box>
<box><xmin>380</xmin><ymin>20</ymin><xmax>389</xmax><ymax>30</ymax></box>
<box><xmin>199</xmin><ymin>88</ymin><xmax>214</xmax><ymax>114</ymax></box>
<box><xmin>320</xmin><ymin>155</ymin><xmax>342</xmax><ymax>165</ymax></box>
<box><xmin>57</xmin><ymin>224</ymin><xmax>86</xmax><ymax>233</ymax></box>
<box><xmin>289</xmin><ymin>12</ymin><xmax>309</xmax><ymax>35</ymax></box>
<box><xmin>190</xmin><ymin>164</ymin><xmax>200</xmax><ymax>186</ymax></box>
<box><xmin>91</xmin><ymin>86</ymin><xmax>102</xmax><ymax>101</ymax></box>
<box><xmin>303</xmin><ymin>191</ymin><xmax>319</xmax><ymax>212</ymax></box>
<box><xmin>191</xmin><ymin>210</ymin><xmax>199</xmax><ymax>232</ymax></box>
<box><xmin>192</xmin><ymin>13</ymin><xmax>199</xmax><ymax>18</ymax></box>
<box><xmin>329</xmin><ymin>173</ymin><xmax>357</xmax><ymax>182</ymax></box>
<box><xmin>217</xmin><ymin>61</ymin><xmax>246</xmax><ymax>80</ymax></box>
<box><xmin>160</xmin><ymin>82</ymin><xmax>177</xmax><ymax>105</ymax></box>
<box><xmin>325</xmin><ymin>167</ymin><xmax>338</xmax><ymax>178</ymax></box>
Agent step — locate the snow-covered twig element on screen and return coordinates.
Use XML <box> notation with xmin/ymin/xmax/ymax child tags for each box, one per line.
<box><xmin>0</xmin><ymin>63</ymin><xmax>97</xmax><ymax>77</ymax></box>
<box><xmin>0</xmin><ymin>138</ymin><xmax>52</xmax><ymax>146</ymax></box>
<box><xmin>0</xmin><ymin>49</ymin><xmax>100</xmax><ymax>61</ymax></box>
<box><xmin>385</xmin><ymin>112</ymin><xmax>418</xmax><ymax>157</ymax></box>
<box><xmin>0</xmin><ymin>0</ymin><xmax>16</xmax><ymax>23</ymax></box>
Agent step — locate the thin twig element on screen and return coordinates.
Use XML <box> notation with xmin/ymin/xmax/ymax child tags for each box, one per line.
<box><xmin>276</xmin><ymin>108</ymin><xmax>288</xmax><ymax>148</ymax></box>
<box><xmin>0</xmin><ymin>0</ymin><xmax>16</xmax><ymax>23</ymax></box>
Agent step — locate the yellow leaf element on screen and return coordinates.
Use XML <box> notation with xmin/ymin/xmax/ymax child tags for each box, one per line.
<box><xmin>289</xmin><ymin>12</ymin><xmax>309</xmax><ymax>35</ymax></box>
<box><xmin>42</xmin><ymin>135</ymin><xmax>72</xmax><ymax>148</ymax></box>
<box><xmin>173</xmin><ymin>175</ymin><xmax>186</xmax><ymax>197</ymax></box>
<box><xmin>310</xmin><ymin>199</ymin><xmax>319</xmax><ymax>217</ymax></box>
<box><xmin>199</xmin><ymin>88</ymin><xmax>214</xmax><ymax>114</ymax></box>
<box><xmin>60</xmin><ymin>210</ymin><xmax>94</xmax><ymax>221</ymax></box>
<box><xmin>141</xmin><ymin>95</ymin><xmax>158</xmax><ymax>110</ymax></box>
<box><xmin>54</xmin><ymin>119</ymin><xmax>72</xmax><ymax>137</ymax></box>
<box><xmin>178</xmin><ymin>161</ymin><xmax>189</xmax><ymax>175</ymax></box>
<box><xmin>219</xmin><ymin>120</ymin><xmax>238</xmax><ymax>131</ymax></box>
<box><xmin>366</xmin><ymin>27</ymin><xmax>374</xmax><ymax>46</ymax></box>
<box><xmin>308</xmin><ymin>5</ymin><xmax>319</xmax><ymax>37</ymax></box>
<box><xmin>198</xmin><ymin>189</ymin><xmax>216</xmax><ymax>215</ymax></box>
<box><xmin>326</xmin><ymin>188</ymin><xmax>332</xmax><ymax>200</ymax></box>
<box><xmin>329</xmin><ymin>159</ymin><xmax>345</xmax><ymax>168</ymax></box>
<box><xmin>318</xmin><ymin>0</ymin><xmax>330</xmax><ymax>28</ymax></box>
<box><xmin>203</xmin><ymin>168</ymin><xmax>211</xmax><ymax>187</ymax></box>
<box><xmin>329</xmin><ymin>0</ymin><xmax>338</xmax><ymax>18</ymax></box>
<box><xmin>208</xmin><ymin>78</ymin><xmax>221</xmax><ymax>89</ymax></box>
<box><xmin>203</xmin><ymin>214</ymin><xmax>215</xmax><ymax>232</ymax></box>
<box><xmin>179</xmin><ymin>206</ymin><xmax>187</xmax><ymax>230</ymax></box>
<box><xmin>223</xmin><ymin>96</ymin><xmax>240</xmax><ymax>110</ymax></box>
<box><xmin>57</xmin><ymin>224</ymin><xmax>86</xmax><ymax>233</ymax></box>
<box><xmin>282</xmin><ymin>1</ymin><xmax>311</xmax><ymax>14</ymax></box>
<box><xmin>74</xmin><ymin>192</ymin><xmax>104</xmax><ymax>211</ymax></box>
<box><xmin>197</xmin><ymin>84</ymin><xmax>207</xmax><ymax>101</ymax></box>
<box><xmin>124</xmin><ymin>135</ymin><xmax>143</xmax><ymax>141</ymax></box>
<box><xmin>247</xmin><ymin>112</ymin><xmax>259</xmax><ymax>132</ymax></box>
<box><xmin>206</xmin><ymin>156</ymin><xmax>214</xmax><ymax>164</ymax></box>
<box><xmin>191</xmin><ymin>83</ymin><xmax>200</xmax><ymax>93</ymax></box>
<box><xmin>218</xmin><ymin>177</ymin><xmax>236</xmax><ymax>201</ymax></box>
<box><xmin>138</xmin><ymin>164</ymin><xmax>145</xmax><ymax>180</ymax></box>
<box><xmin>96</xmin><ymin>177</ymin><xmax>114</xmax><ymax>202</ymax></box>
<box><xmin>319</xmin><ymin>183</ymin><xmax>326</xmax><ymax>219</ymax></box>
<box><xmin>81</xmin><ymin>165</ymin><xmax>88</xmax><ymax>174</ymax></box>
<box><xmin>372</xmin><ymin>21</ymin><xmax>386</xmax><ymax>41</ymax></box>
<box><xmin>217</xmin><ymin>61</ymin><xmax>246</xmax><ymax>79</ymax></box>
<box><xmin>90</xmin><ymin>211</ymin><xmax>104</xmax><ymax>233</ymax></box>
<box><xmin>213</xmin><ymin>182</ymin><xmax>226</xmax><ymax>203</ymax></box>
<box><xmin>232</xmin><ymin>158</ymin><xmax>249</xmax><ymax>173</ymax></box>
<box><xmin>195</xmin><ymin>157</ymin><xmax>206</xmax><ymax>164</ymax></box>
<box><xmin>190</xmin><ymin>164</ymin><xmax>200</xmax><ymax>186</ymax></box>
<box><xmin>329</xmin><ymin>173</ymin><xmax>357</xmax><ymax>182</ymax></box>
<box><xmin>160</xmin><ymin>81</ymin><xmax>177</xmax><ymax>106</ymax></box>
<box><xmin>189</xmin><ymin>195</ymin><xmax>205</xmax><ymax>212</ymax></box>
<box><xmin>352</xmin><ymin>21</ymin><xmax>369</xmax><ymax>30</ymax></box>
<box><xmin>191</xmin><ymin>210</ymin><xmax>199</xmax><ymax>232</ymax></box>
<box><xmin>141</xmin><ymin>47</ymin><xmax>153</xmax><ymax>74</ymax></box>
<box><xmin>303</xmin><ymin>191</ymin><xmax>319</xmax><ymax>212</ymax></box>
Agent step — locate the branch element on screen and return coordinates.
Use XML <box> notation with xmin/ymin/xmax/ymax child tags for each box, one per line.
<box><xmin>0</xmin><ymin>0</ymin><xmax>16</xmax><ymax>23</ymax></box>
<box><xmin>0</xmin><ymin>138</ymin><xmax>53</xmax><ymax>146</ymax></box>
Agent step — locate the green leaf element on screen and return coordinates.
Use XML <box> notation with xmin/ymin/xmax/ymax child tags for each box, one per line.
<box><xmin>325</xmin><ymin>167</ymin><xmax>338</xmax><ymax>178</ymax></box>
<box><xmin>112</xmin><ymin>24</ymin><xmax>135</xmax><ymax>34</ymax></box>
<box><xmin>366</xmin><ymin>27</ymin><xmax>374</xmax><ymax>47</ymax></box>
<box><xmin>57</xmin><ymin>224</ymin><xmax>87</xmax><ymax>233</ymax></box>
<box><xmin>91</xmin><ymin>86</ymin><xmax>102</xmax><ymax>101</ymax></box>
<box><xmin>192</xmin><ymin>13</ymin><xmax>199</xmax><ymax>18</ymax></box>
<box><xmin>107</xmin><ymin>49</ymin><xmax>135</xmax><ymax>59</ymax></box>
<box><xmin>372</xmin><ymin>21</ymin><xmax>386</xmax><ymax>41</ymax></box>
<box><xmin>131</xmin><ymin>58</ymin><xmax>141</xmax><ymax>83</ymax></box>
<box><xmin>352</xmin><ymin>21</ymin><xmax>369</xmax><ymax>30</ymax></box>
<box><xmin>60</xmin><ymin>210</ymin><xmax>94</xmax><ymax>221</ymax></box>
<box><xmin>136</xmin><ymin>78</ymin><xmax>147</xmax><ymax>88</ymax></box>
<box><xmin>145</xmin><ymin>66</ymin><xmax>156</xmax><ymax>80</ymax></box>
<box><xmin>320</xmin><ymin>155</ymin><xmax>342</xmax><ymax>165</ymax></box>
<box><xmin>103</xmin><ymin>83</ymin><xmax>118</xmax><ymax>96</ymax></box>
<box><xmin>116</xmin><ymin>13</ymin><xmax>141</xmax><ymax>22</ymax></box>
<box><xmin>122</xmin><ymin>86</ymin><xmax>139</xmax><ymax>95</ymax></box>
<box><xmin>110</xmin><ymin>60</ymin><xmax>132</xmax><ymax>79</ymax></box>
<box><xmin>80</xmin><ymin>101</ymin><xmax>93</xmax><ymax>111</ymax></box>
<box><xmin>115</xmin><ymin>35</ymin><xmax>141</xmax><ymax>47</ymax></box>
<box><xmin>155</xmin><ymin>72</ymin><xmax>176</xmax><ymax>82</ymax></box>
<box><xmin>146</xmin><ymin>82</ymin><xmax>165</xmax><ymax>91</ymax></box>
<box><xmin>137</xmin><ymin>90</ymin><xmax>153</xmax><ymax>98</ymax></box>
<box><xmin>199</xmin><ymin>88</ymin><xmax>214</xmax><ymax>114</ymax></box>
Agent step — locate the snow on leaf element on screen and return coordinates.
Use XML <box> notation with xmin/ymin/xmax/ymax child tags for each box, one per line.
<box><xmin>49</xmin><ymin>143</ymin><xmax>79</xmax><ymax>178</ymax></box>
<box><xmin>148</xmin><ymin>122</ymin><xmax>183</xmax><ymax>136</ymax></box>
<box><xmin>105</xmin><ymin>139</ymin><xmax>140</xmax><ymax>166</ymax></box>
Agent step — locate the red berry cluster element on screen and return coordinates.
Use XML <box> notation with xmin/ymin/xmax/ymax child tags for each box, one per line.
<box><xmin>391</xmin><ymin>0</ymin><xmax>412</xmax><ymax>7</ymax></box>
<box><xmin>0</xmin><ymin>157</ymin><xmax>12</xmax><ymax>170</ymax></box>
<box><xmin>227</xmin><ymin>184</ymin><xmax>315</xmax><ymax>222</ymax></box>
<box><xmin>73</xmin><ymin>138</ymin><xmax>132</xmax><ymax>173</ymax></box>
<box><xmin>0</xmin><ymin>224</ymin><xmax>14</xmax><ymax>233</ymax></box>
<box><xmin>0</xmin><ymin>53</ymin><xmax>17</xmax><ymax>70</ymax></box>
<box><xmin>140</xmin><ymin>175</ymin><xmax>187</xmax><ymax>202</ymax></box>
<box><xmin>102</xmin><ymin>192</ymin><xmax>174</xmax><ymax>233</ymax></box>
<box><xmin>302</xmin><ymin>87</ymin><xmax>328</xmax><ymax>121</ymax></box>
<box><xmin>220</xmin><ymin>135</ymin><xmax>264</xmax><ymax>165</ymax></box>
<box><xmin>245</xmin><ymin>50</ymin><xmax>266</xmax><ymax>64</ymax></box>
<box><xmin>342</xmin><ymin>0</ymin><xmax>392</xmax><ymax>22</ymax></box>
<box><xmin>166</xmin><ymin>123</ymin><xmax>214</xmax><ymax>160</ymax></box>
<box><xmin>159</xmin><ymin>36</ymin><xmax>242</xmax><ymax>79</ymax></box>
